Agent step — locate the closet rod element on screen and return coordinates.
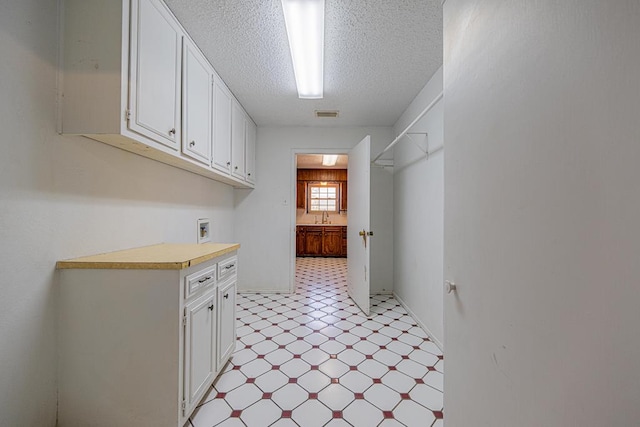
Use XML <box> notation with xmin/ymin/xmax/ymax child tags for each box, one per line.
<box><xmin>372</xmin><ymin>91</ymin><xmax>443</xmax><ymax>163</ymax></box>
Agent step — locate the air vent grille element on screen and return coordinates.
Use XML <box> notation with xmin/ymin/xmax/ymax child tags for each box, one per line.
<box><xmin>315</xmin><ymin>110</ymin><xmax>339</xmax><ymax>118</ymax></box>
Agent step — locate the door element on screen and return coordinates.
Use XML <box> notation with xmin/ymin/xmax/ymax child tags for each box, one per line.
<box><xmin>181</xmin><ymin>39</ymin><xmax>212</xmax><ymax>164</ymax></box>
<box><xmin>212</xmin><ymin>80</ymin><xmax>232</xmax><ymax>173</ymax></box>
<box><xmin>245</xmin><ymin>119</ymin><xmax>257</xmax><ymax>184</ymax></box>
<box><xmin>129</xmin><ymin>0</ymin><xmax>182</xmax><ymax>149</ymax></box>
<box><xmin>183</xmin><ymin>291</ymin><xmax>216</xmax><ymax>416</ymax></box>
<box><xmin>230</xmin><ymin>101</ymin><xmax>246</xmax><ymax>179</ymax></box>
<box><xmin>304</xmin><ymin>227</ymin><xmax>323</xmax><ymax>256</ymax></box>
<box><xmin>217</xmin><ymin>279</ymin><xmax>237</xmax><ymax>368</ymax></box>
<box><xmin>347</xmin><ymin>136</ymin><xmax>371</xmax><ymax>316</ymax></box>
<box><xmin>322</xmin><ymin>227</ymin><xmax>343</xmax><ymax>257</ymax></box>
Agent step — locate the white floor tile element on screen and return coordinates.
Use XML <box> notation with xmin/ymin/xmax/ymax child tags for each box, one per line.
<box><xmin>190</xmin><ymin>258</ymin><xmax>444</xmax><ymax>426</ymax></box>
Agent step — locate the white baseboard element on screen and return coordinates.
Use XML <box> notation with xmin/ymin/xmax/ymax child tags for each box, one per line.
<box><xmin>393</xmin><ymin>292</ymin><xmax>444</xmax><ymax>352</ymax></box>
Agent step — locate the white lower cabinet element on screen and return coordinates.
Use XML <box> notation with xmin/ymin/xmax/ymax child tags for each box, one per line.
<box><xmin>217</xmin><ymin>278</ymin><xmax>237</xmax><ymax>367</ymax></box>
<box><xmin>184</xmin><ymin>290</ymin><xmax>216</xmax><ymax>417</ymax></box>
<box><xmin>57</xmin><ymin>249</ymin><xmax>238</xmax><ymax>427</ymax></box>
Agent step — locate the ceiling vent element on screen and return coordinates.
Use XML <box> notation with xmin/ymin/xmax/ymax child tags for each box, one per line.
<box><xmin>315</xmin><ymin>110</ymin><xmax>339</xmax><ymax>118</ymax></box>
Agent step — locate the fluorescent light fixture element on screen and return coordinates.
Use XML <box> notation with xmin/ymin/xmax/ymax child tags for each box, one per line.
<box><xmin>322</xmin><ymin>154</ymin><xmax>338</xmax><ymax>166</ymax></box>
<box><xmin>281</xmin><ymin>0</ymin><xmax>324</xmax><ymax>99</ymax></box>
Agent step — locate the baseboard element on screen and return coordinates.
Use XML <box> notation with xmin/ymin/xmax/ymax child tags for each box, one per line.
<box><xmin>393</xmin><ymin>292</ymin><xmax>444</xmax><ymax>351</ymax></box>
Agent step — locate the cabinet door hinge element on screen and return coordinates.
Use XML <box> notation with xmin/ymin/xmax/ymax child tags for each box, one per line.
<box><xmin>181</xmin><ymin>399</ymin><xmax>186</xmax><ymax>416</ymax></box>
<box><xmin>182</xmin><ymin>315</ymin><xmax>187</xmax><ymax>327</ymax></box>
<box><xmin>124</xmin><ymin>109</ymin><xmax>131</xmax><ymax>121</ymax></box>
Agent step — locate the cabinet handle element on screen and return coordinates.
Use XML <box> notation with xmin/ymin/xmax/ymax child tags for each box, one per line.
<box><xmin>168</xmin><ymin>128</ymin><xmax>176</xmax><ymax>135</ymax></box>
<box><xmin>198</xmin><ymin>276</ymin><xmax>212</xmax><ymax>284</ymax></box>
<box><xmin>189</xmin><ymin>141</ymin><xmax>195</xmax><ymax>147</ymax></box>
<box><xmin>226</xmin><ymin>161</ymin><xmax>231</xmax><ymax>166</ymax></box>
<box><xmin>208</xmin><ymin>304</ymin><xmax>214</xmax><ymax>311</ymax></box>
<box><xmin>224</xmin><ymin>264</ymin><xmax>235</xmax><ymax>270</ymax></box>
<box><xmin>234</xmin><ymin>166</ymin><xmax>238</xmax><ymax>170</ymax></box>
<box><xmin>247</xmin><ymin>173</ymin><xmax>251</xmax><ymax>176</ymax></box>
<box><xmin>223</xmin><ymin>293</ymin><xmax>229</xmax><ymax>299</ymax></box>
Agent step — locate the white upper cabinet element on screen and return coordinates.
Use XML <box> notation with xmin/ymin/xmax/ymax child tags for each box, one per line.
<box><xmin>245</xmin><ymin>119</ymin><xmax>256</xmax><ymax>184</ymax></box>
<box><xmin>60</xmin><ymin>0</ymin><xmax>255</xmax><ymax>188</ymax></box>
<box><xmin>212</xmin><ymin>80</ymin><xmax>232</xmax><ymax>174</ymax></box>
<box><xmin>129</xmin><ymin>0</ymin><xmax>182</xmax><ymax>149</ymax></box>
<box><xmin>231</xmin><ymin>101</ymin><xmax>246</xmax><ymax>180</ymax></box>
<box><xmin>182</xmin><ymin>39</ymin><xmax>213</xmax><ymax>164</ymax></box>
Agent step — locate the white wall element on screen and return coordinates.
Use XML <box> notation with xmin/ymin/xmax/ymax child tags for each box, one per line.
<box><xmin>0</xmin><ymin>2</ymin><xmax>235</xmax><ymax>425</ymax></box>
<box><xmin>392</xmin><ymin>67</ymin><xmax>444</xmax><ymax>347</ymax></box>
<box><xmin>444</xmin><ymin>1</ymin><xmax>640</xmax><ymax>426</ymax></box>
<box><xmin>234</xmin><ymin>127</ymin><xmax>394</xmax><ymax>294</ymax></box>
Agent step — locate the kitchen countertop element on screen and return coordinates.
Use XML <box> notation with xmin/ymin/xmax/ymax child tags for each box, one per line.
<box><xmin>56</xmin><ymin>243</ymin><xmax>240</xmax><ymax>270</ymax></box>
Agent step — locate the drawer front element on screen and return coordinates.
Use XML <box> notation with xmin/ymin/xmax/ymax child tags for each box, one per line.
<box><xmin>184</xmin><ymin>264</ymin><xmax>217</xmax><ymax>299</ymax></box>
<box><xmin>217</xmin><ymin>256</ymin><xmax>237</xmax><ymax>281</ymax></box>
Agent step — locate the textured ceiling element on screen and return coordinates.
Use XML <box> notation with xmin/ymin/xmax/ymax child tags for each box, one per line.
<box><xmin>164</xmin><ymin>0</ymin><xmax>442</xmax><ymax>127</ymax></box>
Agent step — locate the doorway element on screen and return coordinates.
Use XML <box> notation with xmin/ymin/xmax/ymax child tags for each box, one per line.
<box><xmin>290</xmin><ymin>151</ymin><xmax>348</xmax><ymax>294</ymax></box>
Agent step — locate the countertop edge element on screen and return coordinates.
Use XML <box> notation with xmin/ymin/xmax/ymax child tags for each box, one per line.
<box><xmin>56</xmin><ymin>243</ymin><xmax>240</xmax><ymax>270</ymax></box>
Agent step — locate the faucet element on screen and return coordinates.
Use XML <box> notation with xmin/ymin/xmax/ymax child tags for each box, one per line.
<box><xmin>322</xmin><ymin>211</ymin><xmax>329</xmax><ymax>224</ymax></box>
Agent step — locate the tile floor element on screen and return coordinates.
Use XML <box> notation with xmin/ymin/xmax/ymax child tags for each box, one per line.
<box><xmin>189</xmin><ymin>257</ymin><xmax>444</xmax><ymax>427</ymax></box>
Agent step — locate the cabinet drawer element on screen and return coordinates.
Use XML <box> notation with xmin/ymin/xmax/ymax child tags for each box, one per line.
<box><xmin>184</xmin><ymin>265</ymin><xmax>217</xmax><ymax>299</ymax></box>
<box><xmin>217</xmin><ymin>256</ymin><xmax>237</xmax><ymax>281</ymax></box>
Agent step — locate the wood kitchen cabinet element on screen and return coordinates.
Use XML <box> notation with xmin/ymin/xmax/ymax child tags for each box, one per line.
<box><xmin>297</xmin><ymin>181</ymin><xmax>306</xmax><ymax>209</ymax></box>
<box><xmin>297</xmin><ymin>226</ymin><xmax>347</xmax><ymax>257</ymax></box>
<box><xmin>304</xmin><ymin>227</ymin><xmax>324</xmax><ymax>256</ymax></box>
<box><xmin>296</xmin><ymin>226</ymin><xmax>306</xmax><ymax>256</ymax></box>
<box><xmin>322</xmin><ymin>227</ymin><xmax>344</xmax><ymax>256</ymax></box>
<box><xmin>57</xmin><ymin>244</ymin><xmax>239</xmax><ymax>427</ymax></box>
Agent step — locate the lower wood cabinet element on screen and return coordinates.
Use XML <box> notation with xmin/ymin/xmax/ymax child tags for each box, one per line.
<box><xmin>58</xmin><ymin>249</ymin><xmax>238</xmax><ymax>427</ymax></box>
<box><xmin>297</xmin><ymin>226</ymin><xmax>347</xmax><ymax>257</ymax></box>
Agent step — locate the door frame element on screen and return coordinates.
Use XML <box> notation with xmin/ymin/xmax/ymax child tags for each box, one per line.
<box><xmin>289</xmin><ymin>148</ymin><xmax>349</xmax><ymax>293</ymax></box>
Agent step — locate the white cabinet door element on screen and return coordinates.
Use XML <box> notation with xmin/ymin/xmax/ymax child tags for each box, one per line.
<box><xmin>183</xmin><ymin>291</ymin><xmax>216</xmax><ymax>417</ymax></box>
<box><xmin>231</xmin><ymin>102</ymin><xmax>246</xmax><ymax>180</ymax></box>
<box><xmin>129</xmin><ymin>0</ymin><xmax>182</xmax><ymax>149</ymax></box>
<box><xmin>217</xmin><ymin>279</ymin><xmax>236</xmax><ymax>368</ymax></box>
<box><xmin>182</xmin><ymin>39</ymin><xmax>212</xmax><ymax>164</ymax></box>
<box><xmin>212</xmin><ymin>81</ymin><xmax>232</xmax><ymax>173</ymax></box>
<box><xmin>245</xmin><ymin>119</ymin><xmax>256</xmax><ymax>184</ymax></box>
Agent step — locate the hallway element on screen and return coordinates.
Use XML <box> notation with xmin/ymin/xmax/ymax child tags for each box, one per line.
<box><xmin>189</xmin><ymin>258</ymin><xmax>444</xmax><ymax>427</ymax></box>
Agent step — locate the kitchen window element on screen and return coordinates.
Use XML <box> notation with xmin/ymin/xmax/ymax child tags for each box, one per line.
<box><xmin>308</xmin><ymin>183</ymin><xmax>339</xmax><ymax>212</ymax></box>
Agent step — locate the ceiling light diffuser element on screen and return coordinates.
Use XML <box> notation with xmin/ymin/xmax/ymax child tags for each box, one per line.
<box><xmin>281</xmin><ymin>0</ymin><xmax>325</xmax><ymax>99</ymax></box>
<box><xmin>322</xmin><ymin>155</ymin><xmax>338</xmax><ymax>166</ymax></box>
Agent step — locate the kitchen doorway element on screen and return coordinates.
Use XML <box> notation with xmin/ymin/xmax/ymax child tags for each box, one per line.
<box><xmin>290</xmin><ymin>151</ymin><xmax>348</xmax><ymax>293</ymax></box>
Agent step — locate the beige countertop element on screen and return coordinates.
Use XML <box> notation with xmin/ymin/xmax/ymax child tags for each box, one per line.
<box><xmin>56</xmin><ymin>243</ymin><xmax>240</xmax><ymax>270</ymax></box>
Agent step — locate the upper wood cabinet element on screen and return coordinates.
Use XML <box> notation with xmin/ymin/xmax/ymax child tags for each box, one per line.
<box><xmin>245</xmin><ymin>119</ymin><xmax>257</xmax><ymax>184</ymax></box>
<box><xmin>181</xmin><ymin>38</ymin><xmax>213</xmax><ymax>164</ymax></box>
<box><xmin>231</xmin><ymin>101</ymin><xmax>246</xmax><ymax>180</ymax></box>
<box><xmin>212</xmin><ymin>80</ymin><xmax>232</xmax><ymax>173</ymax></box>
<box><xmin>60</xmin><ymin>0</ymin><xmax>256</xmax><ymax>188</ymax></box>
